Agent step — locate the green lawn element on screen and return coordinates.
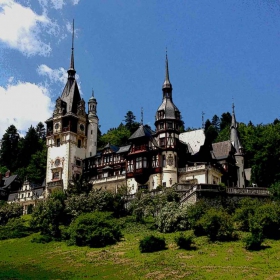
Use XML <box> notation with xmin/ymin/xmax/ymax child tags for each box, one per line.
<box><xmin>0</xmin><ymin>222</ymin><xmax>279</xmax><ymax>279</ymax></box>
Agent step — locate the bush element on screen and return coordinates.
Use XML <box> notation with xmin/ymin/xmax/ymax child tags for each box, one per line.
<box><xmin>0</xmin><ymin>203</ymin><xmax>23</xmax><ymax>225</ymax></box>
<box><xmin>0</xmin><ymin>218</ymin><xmax>30</xmax><ymax>240</ymax></box>
<box><xmin>31</xmin><ymin>234</ymin><xmax>53</xmax><ymax>244</ymax></box>
<box><xmin>139</xmin><ymin>235</ymin><xmax>166</xmax><ymax>253</ymax></box>
<box><xmin>155</xmin><ymin>202</ymin><xmax>188</xmax><ymax>233</ymax></box>
<box><xmin>234</xmin><ymin>198</ymin><xmax>260</xmax><ymax>231</ymax></box>
<box><xmin>244</xmin><ymin>232</ymin><xmax>263</xmax><ymax>251</ymax></box>
<box><xmin>68</xmin><ymin>212</ymin><xmax>122</xmax><ymax>247</ymax></box>
<box><xmin>174</xmin><ymin>233</ymin><xmax>194</xmax><ymax>250</ymax></box>
<box><xmin>194</xmin><ymin>208</ymin><xmax>235</xmax><ymax>241</ymax></box>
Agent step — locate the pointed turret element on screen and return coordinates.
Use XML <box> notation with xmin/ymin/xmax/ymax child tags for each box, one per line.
<box><xmin>230</xmin><ymin>103</ymin><xmax>243</xmax><ymax>155</ymax></box>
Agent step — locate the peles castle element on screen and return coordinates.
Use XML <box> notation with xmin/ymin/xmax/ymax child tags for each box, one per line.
<box><xmin>2</xmin><ymin>35</ymin><xmax>270</xmax><ymax>213</ymax></box>
<box><xmin>45</xmin><ymin>42</ymin><xmax>246</xmax><ymax>195</ymax></box>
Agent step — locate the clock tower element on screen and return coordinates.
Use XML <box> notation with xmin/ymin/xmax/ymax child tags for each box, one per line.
<box><xmin>45</xmin><ymin>22</ymin><xmax>88</xmax><ymax>192</ymax></box>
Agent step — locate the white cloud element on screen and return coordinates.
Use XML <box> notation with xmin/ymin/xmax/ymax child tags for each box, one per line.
<box><xmin>37</xmin><ymin>64</ymin><xmax>82</xmax><ymax>95</ymax></box>
<box><xmin>50</xmin><ymin>0</ymin><xmax>65</xmax><ymax>10</ymax></box>
<box><xmin>0</xmin><ymin>81</ymin><xmax>53</xmax><ymax>138</ymax></box>
<box><xmin>0</xmin><ymin>0</ymin><xmax>53</xmax><ymax>56</ymax></box>
<box><xmin>72</xmin><ymin>0</ymin><xmax>80</xmax><ymax>5</ymax></box>
<box><xmin>37</xmin><ymin>64</ymin><xmax>67</xmax><ymax>85</ymax></box>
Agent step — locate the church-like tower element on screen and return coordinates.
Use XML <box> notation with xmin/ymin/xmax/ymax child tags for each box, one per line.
<box><xmin>230</xmin><ymin>104</ymin><xmax>245</xmax><ymax>188</ymax></box>
<box><xmin>154</xmin><ymin>53</ymin><xmax>183</xmax><ymax>187</ymax></box>
<box><xmin>45</xmin><ymin>22</ymin><xmax>88</xmax><ymax>191</ymax></box>
<box><xmin>86</xmin><ymin>91</ymin><xmax>99</xmax><ymax>157</ymax></box>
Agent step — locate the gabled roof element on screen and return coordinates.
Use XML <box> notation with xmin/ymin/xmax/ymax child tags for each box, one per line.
<box><xmin>129</xmin><ymin>125</ymin><xmax>153</xmax><ymax>140</ymax></box>
<box><xmin>103</xmin><ymin>143</ymin><xmax>119</xmax><ymax>153</ymax></box>
<box><xmin>212</xmin><ymin>140</ymin><xmax>234</xmax><ymax>160</ymax></box>
<box><xmin>2</xmin><ymin>175</ymin><xmax>18</xmax><ymax>189</ymax></box>
<box><xmin>179</xmin><ymin>129</ymin><xmax>205</xmax><ymax>155</ymax></box>
<box><xmin>116</xmin><ymin>145</ymin><xmax>131</xmax><ymax>154</ymax></box>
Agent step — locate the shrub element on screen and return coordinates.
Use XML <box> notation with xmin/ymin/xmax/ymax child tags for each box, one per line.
<box><xmin>246</xmin><ymin>202</ymin><xmax>280</xmax><ymax>240</ymax></box>
<box><xmin>244</xmin><ymin>232</ymin><xmax>263</xmax><ymax>251</ymax></box>
<box><xmin>139</xmin><ymin>235</ymin><xmax>166</xmax><ymax>253</ymax></box>
<box><xmin>234</xmin><ymin>198</ymin><xmax>260</xmax><ymax>231</ymax></box>
<box><xmin>194</xmin><ymin>208</ymin><xmax>235</xmax><ymax>241</ymax></box>
<box><xmin>0</xmin><ymin>218</ymin><xmax>30</xmax><ymax>240</ymax></box>
<box><xmin>31</xmin><ymin>234</ymin><xmax>53</xmax><ymax>244</ymax></box>
<box><xmin>0</xmin><ymin>203</ymin><xmax>23</xmax><ymax>225</ymax></box>
<box><xmin>155</xmin><ymin>202</ymin><xmax>188</xmax><ymax>233</ymax></box>
<box><xmin>174</xmin><ymin>233</ymin><xmax>194</xmax><ymax>250</ymax></box>
<box><xmin>68</xmin><ymin>212</ymin><xmax>122</xmax><ymax>247</ymax></box>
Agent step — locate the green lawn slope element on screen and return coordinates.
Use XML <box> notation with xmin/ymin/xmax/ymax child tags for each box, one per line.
<box><xmin>0</xmin><ymin>221</ymin><xmax>279</xmax><ymax>280</ymax></box>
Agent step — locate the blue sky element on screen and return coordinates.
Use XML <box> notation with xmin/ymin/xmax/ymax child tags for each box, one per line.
<box><xmin>1</xmin><ymin>1</ymin><xmax>280</xmax><ymax>138</ymax></box>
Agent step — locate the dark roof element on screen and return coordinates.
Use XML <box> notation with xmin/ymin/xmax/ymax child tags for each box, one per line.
<box><xmin>3</xmin><ymin>175</ymin><xmax>18</xmax><ymax>189</ymax></box>
<box><xmin>116</xmin><ymin>145</ymin><xmax>131</xmax><ymax>154</ymax></box>
<box><xmin>157</xmin><ymin>98</ymin><xmax>180</xmax><ymax>119</ymax></box>
<box><xmin>129</xmin><ymin>125</ymin><xmax>153</xmax><ymax>140</ymax></box>
<box><xmin>7</xmin><ymin>193</ymin><xmax>18</xmax><ymax>202</ymax></box>
<box><xmin>60</xmin><ymin>79</ymin><xmax>81</xmax><ymax>114</ymax></box>
<box><xmin>33</xmin><ymin>188</ymin><xmax>44</xmax><ymax>198</ymax></box>
<box><xmin>102</xmin><ymin>143</ymin><xmax>119</xmax><ymax>153</ymax></box>
<box><xmin>212</xmin><ymin>141</ymin><xmax>233</xmax><ymax>160</ymax></box>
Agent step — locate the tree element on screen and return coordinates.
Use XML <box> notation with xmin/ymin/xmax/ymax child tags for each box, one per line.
<box><xmin>36</xmin><ymin>122</ymin><xmax>46</xmax><ymax>140</ymax></box>
<box><xmin>220</xmin><ymin>112</ymin><xmax>231</xmax><ymax>130</ymax></box>
<box><xmin>0</xmin><ymin>125</ymin><xmax>20</xmax><ymax>172</ymax></box>
<box><xmin>211</xmin><ymin>114</ymin><xmax>220</xmax><ymax>131</ymax></box>
<box><xmin>99</xmin><ymin>123</ymin><xmax>131</xmax><ymax>147</ymax></box>
<box><xmin>124</xmin><ymin>111</ymin><xmax>140</xmax><ymax>134</ymax></box>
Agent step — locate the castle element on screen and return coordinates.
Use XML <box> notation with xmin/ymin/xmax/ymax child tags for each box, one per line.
<box><xmin>4</xmin><ymin>30</ymin><xmax>270</xmax><ymax>213</ymax></box>
<box><xmin>44</xmin><ymin>39</ymin><xmax>247</xmax><ymax>195</ymax></box>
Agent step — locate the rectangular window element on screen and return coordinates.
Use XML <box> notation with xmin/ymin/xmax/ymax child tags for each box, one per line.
<box><xmin>78</xmin><ymin>139</ymin><xmax>82</xmax><ymax>148</ymax></box>
<box><xmin>91</xmin><ymin>130</ymin><xmax>93</xmax><ymax>135</ymax></box>
<box><xmin>160</xmin><ymin>123</ymin><xmax>164</xmax><ymax>129</ymax></box>
<box><xmin>143</xmin><ymin>157</ymin><xmax>147</xmax><ymax>168</ymax></box>
<box><xmin>56</xmin><ymin>138</ymin><xmax>60</xmax><ymax>147</ymax></box>
<box><xmin>53</xmin><ymin>172</ymin><xmax>59</xmax><ymax>180</ymax></box>
<box><xmin>136</xmin><ymin>157</ymin><xmax>142</xmax><ymax>169</ymax></box>
<box><xmin>167</xmin><ymin>122</ymin><xmax>173</xmax><ymax>129</ymax></box>
<box><xmin>162</xmin><ymin>155</ymin><xmax>166</xmax><ymax>167</ymax></box>
<box><xmin>160</xmin><ymin>138</ymin><xmax>165</xmax><ymax>147</ymax></box>
<box><xmin>76</xmin><ymin>159</ymin><xmax>82</xmax><ymax>166</ymax></box>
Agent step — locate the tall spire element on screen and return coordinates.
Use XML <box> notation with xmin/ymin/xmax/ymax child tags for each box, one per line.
<box><xmin>162</xmin><ymin>49</ymin><xmax>172</xmax><ymax>100</ymax></box>
<box><xmin>230</xmin><ymin>103</ymin><xmax>243</xmax><ymax>155</ymax></box>
<box><xmin>67</xmin><ymin>19</ymin><xmax>76</xmax><ymax>79</ymax></box>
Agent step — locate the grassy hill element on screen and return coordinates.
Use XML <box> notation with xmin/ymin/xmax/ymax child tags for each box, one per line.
<box><xmin>0</xmin><ymin>220</ymin><xmax>279</xmax><ymax>280</ymax></box>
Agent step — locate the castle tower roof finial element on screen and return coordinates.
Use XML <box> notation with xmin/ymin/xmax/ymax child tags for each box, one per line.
<box><xmin>67</xmin><ymin>19</ymin><xmax>76</xmax><ymax>78</ymax></box>
<box><xmin>162</xmin><ymin>48</ymin><xmax>172</xmax><ymax>90</ymax></box>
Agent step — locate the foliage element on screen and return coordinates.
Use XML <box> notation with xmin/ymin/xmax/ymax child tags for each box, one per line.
<box><xmin>174</xmin><ymin>232</ymin><xmax>194</xmax><ymax>250</ymax></box>
<box><xmin>185</xmin><ymin>200</ymin><xmax>209</xmax><ymax>229</ymax></box>
<box><xmin>31</xmin><ymin>234</ymin><xmax>53</xmax><ymax>244</ymax></box>
<box><xmin>67</xmin><ymin>174</ymin><xmax>92</xmax><ymax>196</ymax></box>
<box><xmin>234</xmin><ymin>198</ymin><xmax>260</xmax><ymax>231</ymax></box>
<box><xmin>124</xmin><ymin>111</ymin><xmax>140</xmax><ymax>134</ymax></box>
<box><xmin>0</xmin><ymin>218</ymin><xmax>30</xmax><ymax>240</ymax></box>
<box><xmin>0</xmin><ymin>125</ymin><xmax>20</xmax><ymax>172</ymax></box>
<box><xmin>249</xmin><ymin>202</ymin><xmax>280</xmax><ymax>240</ymax></box>
<box><xmin>269</xmin><ymin>181</ymin><xmax>280</xmax><ymax>201</ymax></box>
<box><xmin>30</xmin><ymin>190</ymin><xmax>66</xmax><ymax>238</ymax></box>
<box><xmin>99</xmin><ymin>123</ymin><xmax>131</xmax><ymax>147</ymax></box>
<box><xmin>139</xmin><ymin>235</ymin><xmax>166</xmax><ymax>253</ymax></box>
<box><xmin>0</xmin><ymin>202</ymin><xmax>22</xmax><ymax>225</ymax></box>
<box><xmin>194</xmin><ymin>208</ymin><xmax>235</xmax><ymax>241</ymax></box>
<box><xmin>244</xmin><ymin>232</ymin><xmax>263</xmax><ymax>251</ymax></box>
<box><xmin>155</xmin><ymin>202</ymin><xmax>188</xmax><ymax>233</ymax></box>
<box><xmin>65</xmin><ymin>189</ymin><xmax>118</xmax><ymax>219</ymax></box>
<box><xmin>68</xmin><ymin>212</ymin><xmax>123</xmax><ymax>247</ymax></box>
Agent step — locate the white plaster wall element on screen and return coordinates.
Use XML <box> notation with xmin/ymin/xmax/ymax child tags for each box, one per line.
<box><xmin>127</xmin><ymin>178</ymin><xmax>138</xmax><ymax>194</ymax></box>
<box><xmin>86</xmin><ymin>117</ymin><xmax>98</xmax><ymax>157</ymax></box>
<box><xmin>162</xmin><ymin>151</ymin><xmax>177</xmax><ymax>187</ymax></box>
